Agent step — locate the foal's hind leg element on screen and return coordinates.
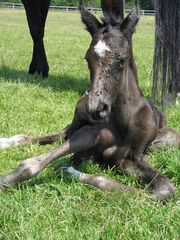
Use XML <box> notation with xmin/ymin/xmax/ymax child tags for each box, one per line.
<box><xmin>0</xmin><ymin>126</ymin><xmax>100</xmax><ymax>191</ymax></box>
<box><xmin>115</xmin><ymin>156</ymin><xmax>175</xmax><ymax>202</ymax></box>
<box><xmin>0</xmin><ymin>125</ymin><xmax>70</xmax><ymax>149</ymax></box>
<box><xmin>136</xmin><ymin>158</ymin><xmax>175</xmax><ymax>202</ymax></box>
<box><xmin>152</xmin><ymin>127</ymin><xmax>180</xmax><ymax>148</ymax></box>
<box><xmin>114</xmin><ymin>146</ymin><xmax>175</xmax><ymax>202</ymax></box>
<box><xmin>57</xmin><ymin>166</ymin><xmax>135</xmax><ymax>192</ymax></box>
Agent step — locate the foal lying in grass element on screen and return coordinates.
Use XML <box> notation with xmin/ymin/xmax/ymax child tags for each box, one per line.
<box><xmin>0</xmin><ymin>2</ymin><xmax>179</xmax><ymax>202</ymax></box>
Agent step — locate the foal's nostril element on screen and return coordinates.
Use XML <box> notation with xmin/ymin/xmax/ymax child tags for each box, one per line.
<box><xmin>100</xmin><ymin>103</ymin><xmax>108</xmax><ymax>112</ymax></box>
<box><xmin>99</xmin><ymin>103</ymin><xmax>108</xmax><ymax>119</ymax></box>
<box><xmin>87</xmin><ymin>100</ymin><xmax>109</xmax><ymax>121</ymax></box>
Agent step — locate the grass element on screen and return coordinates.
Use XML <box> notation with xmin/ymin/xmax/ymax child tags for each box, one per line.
<box><xmin>0</xmin><ymin>8</ymin><xmax>179</xmax><ymax>240</ymax></box>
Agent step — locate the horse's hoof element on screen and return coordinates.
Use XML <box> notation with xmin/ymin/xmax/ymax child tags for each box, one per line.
<box><xmin>28</xmin><ymin>68</ymin><xmax>36</xmax><ymax>75</ymax></box>
<box><xmin>37</xmin><ymin>69</ymin><xmax>48</xmax><ymax>78</ymax></box>
<box><xmin>28</xmin><ymin>67</ymin><xmax>49</xmax><ymax>78</ymax></box>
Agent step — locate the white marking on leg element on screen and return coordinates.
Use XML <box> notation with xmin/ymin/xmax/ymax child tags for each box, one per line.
<box><xmin>94</xmin><ymin>40</ymin><xmax>110</xmax><ymax>58</ymax></box>
<box><xmin>56</xmin><ymin>166</ymin><xmax>81</xmax><ymax>180</ymax></box>
<box><xmin>0</xmin><ymin>135</ymin><xmax>28</xmax><ymax>148</ymax></box>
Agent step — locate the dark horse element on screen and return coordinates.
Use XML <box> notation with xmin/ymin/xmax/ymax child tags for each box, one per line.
<box><xmin>22</xmin><ymin>0</ymin><xmax>50</xmax><ymax>77</ymax></box>
<box><xmin>0</xmin><ymin>1</ymin><xmax>179</xmax><ymax>202</ymax></box>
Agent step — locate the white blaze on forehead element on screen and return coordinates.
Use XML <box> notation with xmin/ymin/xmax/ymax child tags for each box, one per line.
<box><xmin>94</xmin><ymin>40</ymin><xmax>110</xmax><ymax>58</ymax></box>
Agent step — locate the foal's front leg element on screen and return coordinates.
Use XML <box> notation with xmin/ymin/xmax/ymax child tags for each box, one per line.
<box><xmin>0</xmin><ymin>126</ymin><xmax>100</xmax><ymax>191</ymax></box>
<box><xmin>0</xmin><ymin>125</ymin><xmax>70</xmax><ymax>149</ymax></box>
<box><xmin>0</xmin><ymin>95</ymin><xmax>90</xmax><ymax>149</ymax></box>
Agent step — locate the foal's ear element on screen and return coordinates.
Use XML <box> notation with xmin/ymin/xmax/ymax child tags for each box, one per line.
<box><xmin>120</xmin><ymin>5</ymin><xmax>140</xmax><ymax>40</ymax></box>
<box><xmin>101</xmin><ymin>0</ymin><xmax>124</xmax><ymax>23</ymax></box>
<box><xmin>79</xmin><ymin>1</ymin><xmax>102</xmax><ymax>36</ymax></box>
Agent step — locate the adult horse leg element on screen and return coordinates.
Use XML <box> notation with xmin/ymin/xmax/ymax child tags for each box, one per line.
<box><xmin>22</xmin><ymin>0</ymin><xmax>50</xmax><ymax>77</ymax></box>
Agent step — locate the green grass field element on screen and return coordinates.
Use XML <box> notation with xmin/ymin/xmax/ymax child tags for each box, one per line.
<box><xmin>0</xmin><ymin>8</ymin><xmax>179</xmax><ymax>240</ymax></box>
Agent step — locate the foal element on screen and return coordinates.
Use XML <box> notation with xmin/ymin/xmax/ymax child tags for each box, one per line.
<box><xmin>0</xmin><ymin>3</ymin><xmax>179</xmax><ymax>202</ymax></box>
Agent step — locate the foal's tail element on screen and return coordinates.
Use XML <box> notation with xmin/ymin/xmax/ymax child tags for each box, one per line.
<box><xmin>152</xmin><ymin>127</ymin><xmax>180</xmax><ymax>148</ymax></box>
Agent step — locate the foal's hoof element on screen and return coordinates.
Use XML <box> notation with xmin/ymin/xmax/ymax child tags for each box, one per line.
<box><xmin>37</xmin><ymin>69</ymin><xmax>48</xmax><ymax>78</ymax></box>
<box><xmin>150</xmin><ymin>178</ymin><xmax>176</xmax><ymax>203</ymax></box>
<box><xmin>0</xmin><ymin>135</ymin><xmax>28</xmax><ymax>149</ymax></box>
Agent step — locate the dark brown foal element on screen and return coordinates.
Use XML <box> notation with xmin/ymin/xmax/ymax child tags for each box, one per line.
<box><xmin>0</xmin><ymin>1</ymin><xmax>179</xmax><ymax>202</ymax></box>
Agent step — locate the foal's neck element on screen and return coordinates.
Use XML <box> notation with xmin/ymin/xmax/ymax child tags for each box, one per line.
<box><xmin>119</xmin><ymin>58</ymin><xmax>141</xmax><ymax>103</ymax></box>
<box><xmin>114</xmin><ymin>56</ymin><xmax>143</xmax><ymax>122</ymax></box>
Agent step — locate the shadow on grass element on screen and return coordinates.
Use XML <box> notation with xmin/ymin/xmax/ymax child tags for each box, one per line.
<box><xmin>0</xmin><ymin>65</ymin><xmax>89</xmax><ymax>96</ymax></box>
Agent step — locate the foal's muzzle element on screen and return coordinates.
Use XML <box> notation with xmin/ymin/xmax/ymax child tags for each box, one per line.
<box><xmin>87</xmin><ymin>100</ymin><xmax>110</xmax><ymax>122</ymax></box>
